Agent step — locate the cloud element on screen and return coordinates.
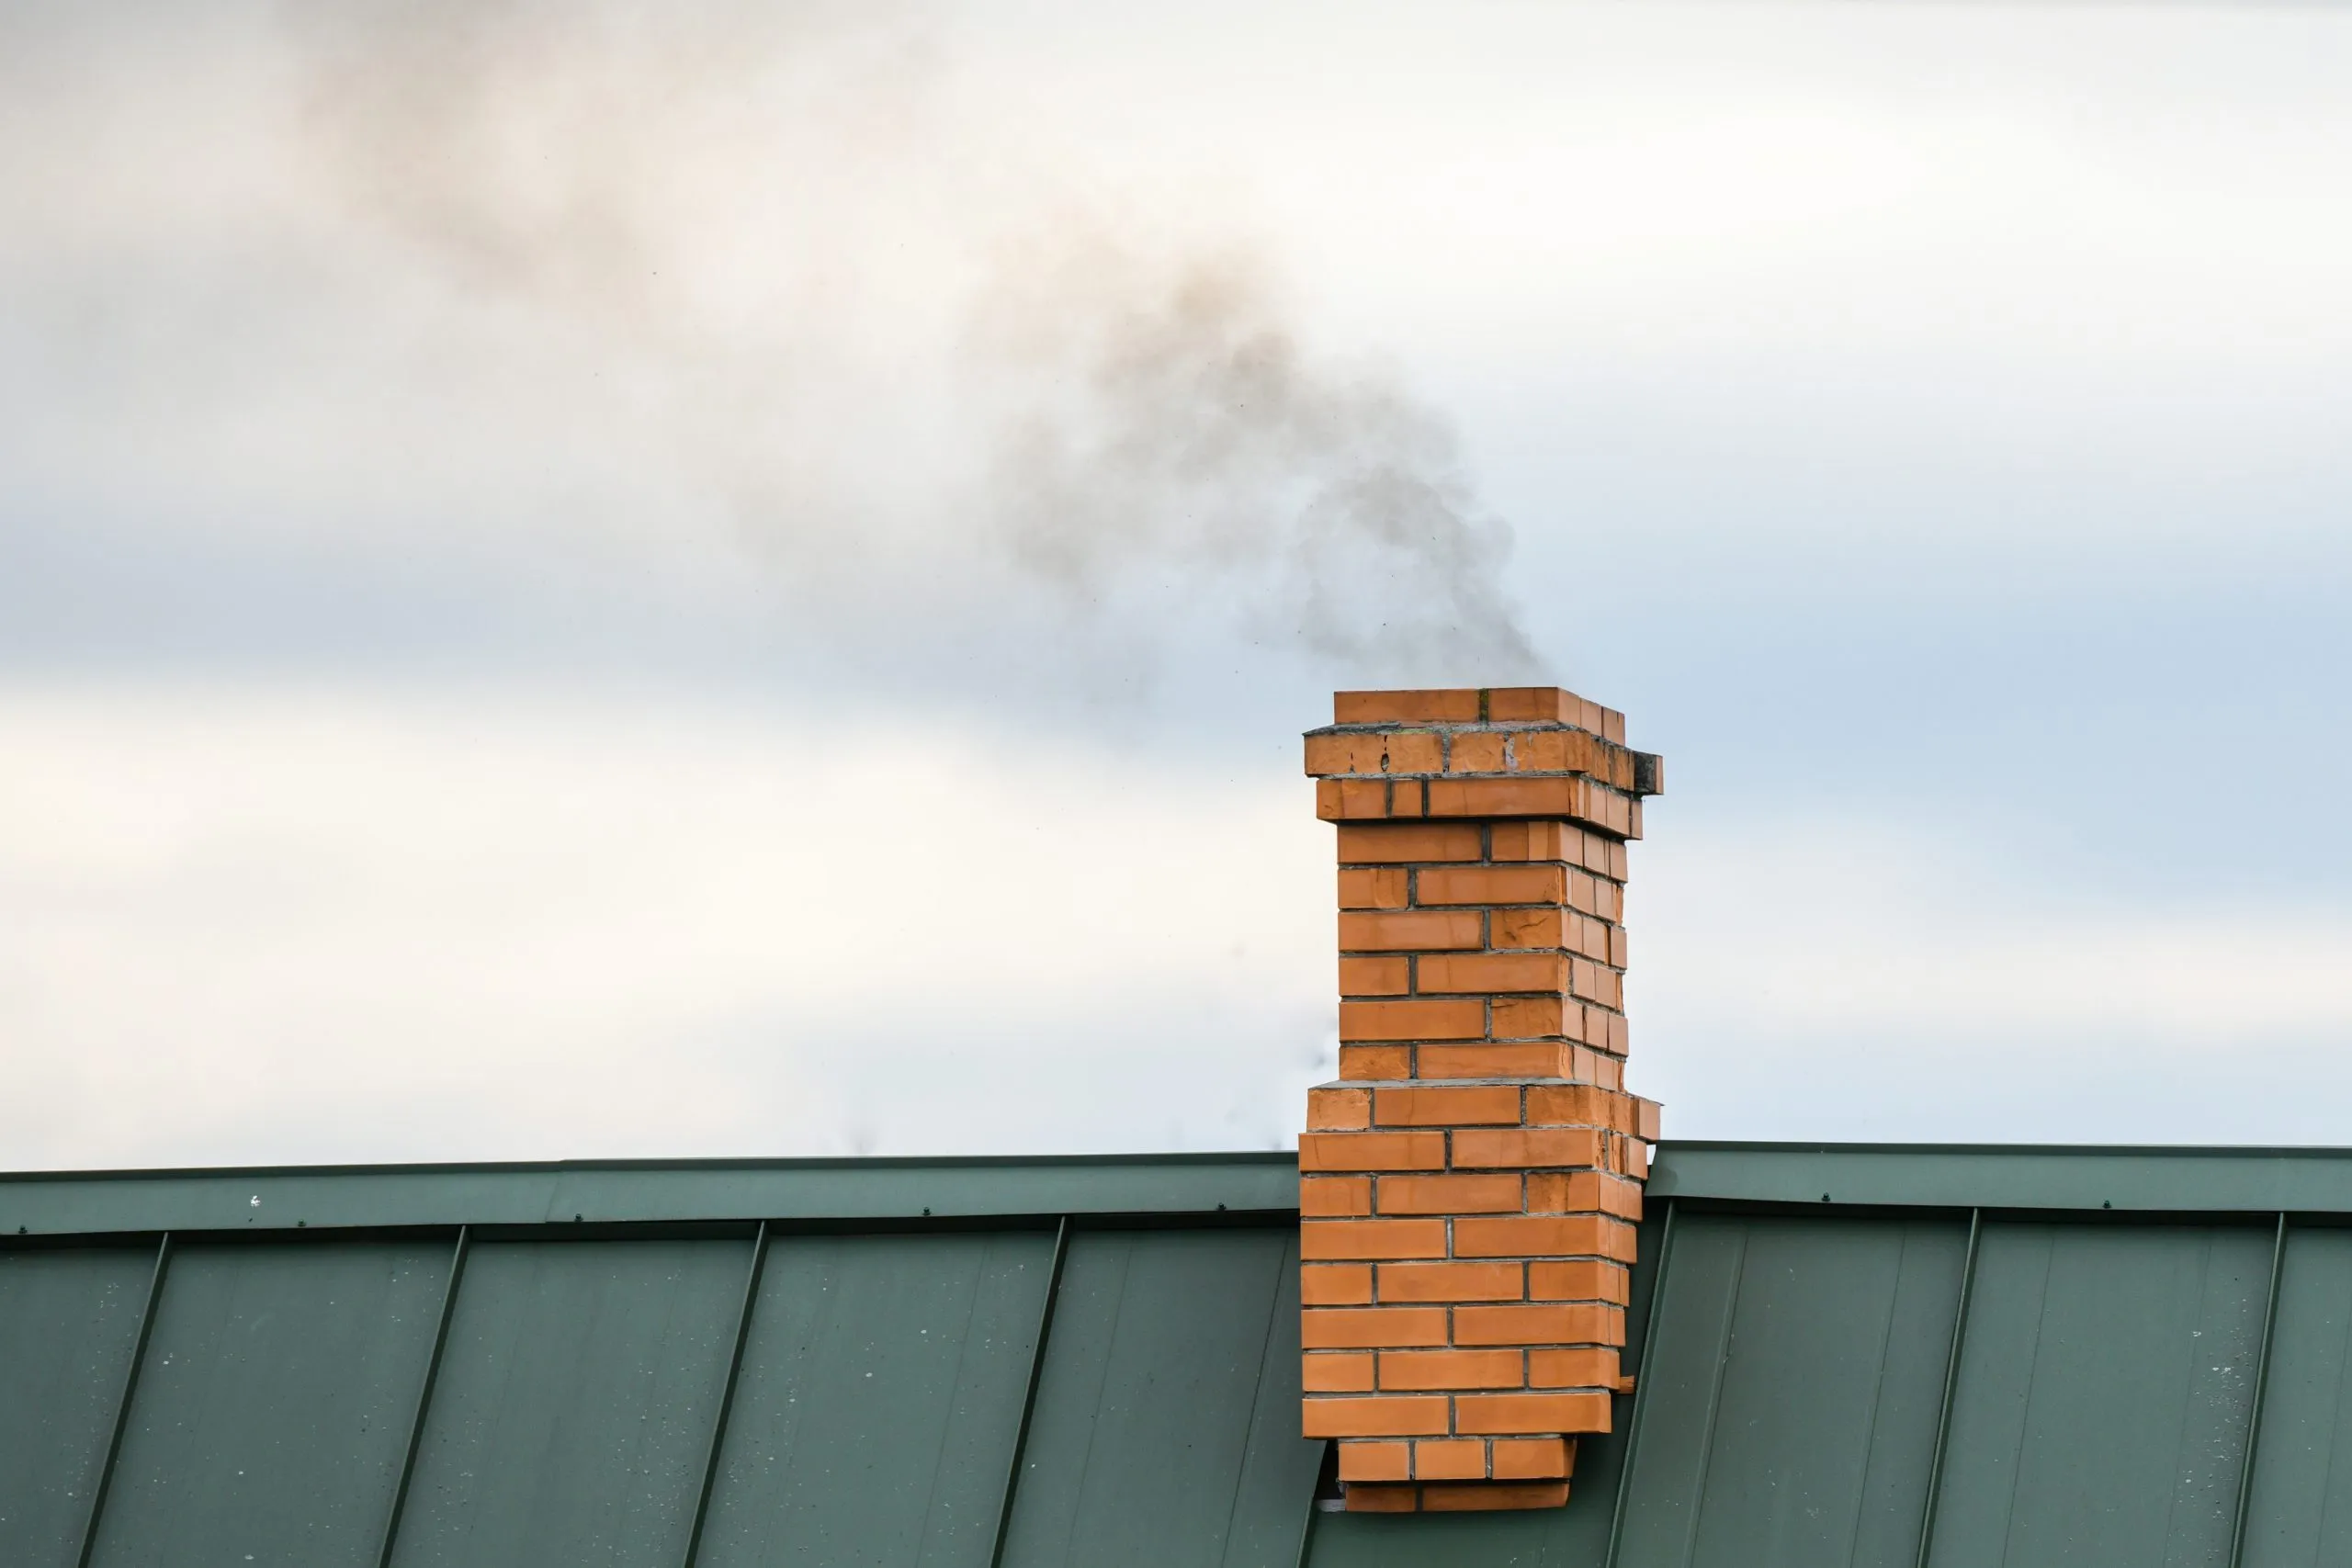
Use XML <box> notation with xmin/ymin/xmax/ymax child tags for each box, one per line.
<box><xmin>6</xmin><ymin>2</ymin><xmax>2352</xmax><ymax>1167</ymax></box>
<box><xmin>0</xmin><ymin>677</ymin><xmax>1335</xmax><ymax>1168</ymax></box>
<box><xmin>0</xmin><ymin>1</ymin><xmax>1542</xmax><ymax>688</ymax></box>
<box><xmin>1636</xmin><ymin>821</ymin><xmax>2352</xmax><ymax>1144</ymax></box>
<box><xmin>7</xmin><ymin>677</ymin><xmax>2349</xmax><ymax>1169</ymax></box>
<box><xmin>1645</xmin><ymin>821</ymin><xmax>2352</xmax><ymax>1039</ymax></box>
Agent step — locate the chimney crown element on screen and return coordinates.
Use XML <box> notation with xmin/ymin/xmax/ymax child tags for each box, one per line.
<box><xmin>1307</xmin><ymin>687</ymin><xmax>1663</xmax><ymax>835</ymax></box>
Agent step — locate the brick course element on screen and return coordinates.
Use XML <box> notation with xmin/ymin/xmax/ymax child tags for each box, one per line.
<box><xmin>1298</xmin><ymin>686</ymin><xmax>1664</xmax><ymax>1514</ymax></box>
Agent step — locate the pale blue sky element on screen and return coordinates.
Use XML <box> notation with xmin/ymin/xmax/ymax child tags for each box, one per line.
<box><xmin>4</xmin><ymin>0</ymin><xmax>2348</xmax><ymax>1167</ymax></box>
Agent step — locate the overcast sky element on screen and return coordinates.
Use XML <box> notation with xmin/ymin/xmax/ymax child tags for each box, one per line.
<box><xmin>5</xmin><ymin>0</ymin><xmax>2350</xmax><ymax>1169</ymax></box>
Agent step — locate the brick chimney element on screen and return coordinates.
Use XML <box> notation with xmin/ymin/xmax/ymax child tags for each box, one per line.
<box><xmin>1298</xmin><ymin>687</ymin><xmax>1663</xmax><ymax>1513</ymax></box>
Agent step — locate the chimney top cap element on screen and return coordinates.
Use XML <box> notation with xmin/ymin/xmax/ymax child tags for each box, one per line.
<box><xmin>1334</xmin><ymin>688</ymin><xmax>1623</xmax><ymax>742</ymax></box>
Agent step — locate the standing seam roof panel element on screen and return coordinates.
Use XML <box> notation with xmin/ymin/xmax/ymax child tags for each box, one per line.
<box><xmin>0</xmin><ymin>1247</ymin><xmax>154</xmax><ymax>1568</ymax></box>
<box><xmin>695</xmin><ymin>1228</ymin><xmax>1056</xmax><ymax>1568</ymax></box>
<box><xmin>16</xmin><ymin>1149</ymin><xmax>2352</xmax><ymax>1568</ymax></box>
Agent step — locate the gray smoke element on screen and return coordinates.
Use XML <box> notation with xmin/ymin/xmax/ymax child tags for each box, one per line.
<box><xmin>280</xmin><ymin>0</ymin><xmax>1538</xmax><ymax>677</ymax></box>
<box><xmin>981</xmin><ymin>251</ymin><xmax>1535</xmax><ymax>672</ymax></box>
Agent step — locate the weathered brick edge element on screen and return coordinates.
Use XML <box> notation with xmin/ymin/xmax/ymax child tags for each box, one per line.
<box><xmin>1300</xmin><ymin>687</ymin><xmax>1665</xmax><ymax>1514</ymax></box>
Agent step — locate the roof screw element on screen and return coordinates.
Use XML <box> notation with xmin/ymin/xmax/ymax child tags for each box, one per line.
<box><xmin>1821</xmin><ymin>1193</ymin><xmax>1832</xmax><ymax>1203</ymax></box>
<box><xmin>2103</xmin><ymin>1200</ymin><xmax>2112</xmax><ymax>1210</ymax></box>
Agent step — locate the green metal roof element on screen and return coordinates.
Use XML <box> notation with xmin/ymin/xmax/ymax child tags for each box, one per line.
<box><xmin>6</xmin><ymin>1144</ymin><xmax>2352</xmax><ymax>1567</ymax></box>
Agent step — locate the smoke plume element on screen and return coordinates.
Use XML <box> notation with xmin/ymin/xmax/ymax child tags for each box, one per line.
<box><xmin>980</xmin><ymin>246</ymin><xmax>1534</xmax><ymax>672</ymax></box>
<box><xmin>279</xmin><ymin>2</ymin><xmax>1539</xmax><ymax>678</ymax></box>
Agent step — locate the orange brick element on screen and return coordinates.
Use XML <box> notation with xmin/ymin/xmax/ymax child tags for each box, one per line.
<box><xmin>1589</xmin><ymin>877</ymin><xmax>1623</xmax><ymax>920</ymax></box>
<box><xmin>1416</xmin><ymin>865</ymin><xmax>1565</xmax><ymax>906</ymax></box>
<box><xmin>1337</xmin><ymin>1440</ymin><xmax>1411</xmax><ymax>1482</ymax></box>
<box><xmin>1610</xmin><ymin>925</ymin><xmax>1629</xmax><ymax>967</ymax></box>
<box><xmin>1303</xmin><ymin>1306</ymin><xmax>1451</xmax><ymax>1348</ymax></box>
<box><xmin>1391</xmin><ymin>732</ymin><xmax>1444</xmax><ymax>773</ymax></box>
<box><xmin>1379</xmin><ymin>1349</ymin><xmax>1525</xmax><ymax>1391</ymax></box>
<box><xmin>1307</xmin><ymin>1087</ymin><xmax>1370</xmax><ymax>1131</ymax></box>
<box><xmin>1339</xmin><ymin>910</ymin><xmax>1484</xmax><ymax>952</ymax></box>
<box><xmin>1517</xmin><ymin>729</ymin><xmax>1596</xmax><ymax>773</ymax></box>
<box><xmin>1412</xmin><ymin>1438</ymin><xmax>1489</xmax><ymax>1480</ymax></box>
<box><xmin>1305</xmin><ymin>731</ymin><xmax>1381</xmax><ymax>777</ymax></box>
<box><xmin>1625</xmin><ymin>1139</ymin><xmax>1650</xmax><ymax>1180</ymax></box>
<box><xmin>1302</xmin><ymin>1265</ymin><xmax>1374</xmax><ymax>1305</ymax></box>
<box><xmin>1510</xmin><ymin>1302</ymin><xmax>1618</xmax><ymax>1351</ymax></box>
<box><xmin>1524</xmin><ymin>1171</ymin><xmax>1643</xmax><ymax>1220</ymax></box>
<box><xmin>1453</xmin><ymin>1214</ymin><xmax>1616</xmax><ymax>1258</ymax></box>
<box><xmin>1527</xmin><ymin>1262</ymin><xmax>1629</xmax><ymax>1308</ymax></box>
<box><xmin>1525</xmin><ymin>1085</ymin><xmax>1635</xmax><ymax>1132</ymax></box>
<box><xmin>1303</xmin><ymin>1219</ymin><xmax>1448</xmax><ymax>1260</ymax></box>
<box><xmin>1339</xmin><ymin>866</ymin><xmax>1410</xmax><ymax>908</ymax></box>
<box><xmin>1452</xmin><ymin>1303</ymin><xmax>1621</xmax><ymax>1347</ymax></box>
<box><xmin>1493</xmin><ymin>1220</ymin><xmax>1628</xmax><ymax>1268</ymax></box>
<box><xmin>1484</xmin><ymin>687</ymin><xmax>1577</xmax><ymax>723</ymax></box>
<box><xmin>1491</xmin><ymin>1438</ymin><xmax>1573</xmax><ymax>1480</ymax></box>
<box><xmin>1340</xmin><ymin>955</ymin><xmax>1411</xmax><ymax>996</ymax></box>
<box><xmin>1565</xmin><ymin>869</ymin><xmax>1597</xmax><ymax>914</ymax></box>
<box><xmin>1582</xmin><ymin>1049</ymin><xmax>1623</xmax><ymax>1089</ymax></box>
<box><xmin>1375</xmin><ymin>1173</ymin><xmax>1522</xmax><ymax>1214</ymax></box>
<box><xmin>1340</xmin><ymin>999</ymin><xmax>1487</xmax><ymax>1043</ymax></box>
<box><xmin>1451</xmin><ymin>1127</ymin><xmax>1603</xmax><ymax>1169</ymax></box>
<box><xmin>1421</xmin><ymin>1481</ymin><xmax>1570</xmax><ymax>1510</ymax></box>
<box><xmin>1568</xmin><ymin>959</ymin><xmax>1623</xmax><ymax>1008</ymax></box>
<box><xmin>1374</xmin><ymin>1085</ymin><xmax>1521</xmax><ymax>1127</ymax></box>
<box><xmin>1337</xmin><ymin>822</ymin><xmax>1482</xmax><ymax>863</ymax></box>
<box><xmin>1426</xmin><ymin>776</ymin><xmax>1584</xmax><ymax>820</ymax></box>
<box><xmin>1376</xmin><ymin>1261</ymin><xmax>1524</xmax><ymax>1303</ymax></box>
<box><xmin>1446</xmin><ymin>731</ymin><xmax>1507</xmax><ymax>772</ymax></box>
<box><xmin>1634</xmin><ymin>1097</ymin><xmax>1663</xmax><ymax>1141</ymax></box>
<box><xmin>1299</xmin><ymin>1131</ymin><xmax>1444</xmax><ymax>1178</ymax></box>
<box><xmin>1301</xmin><ymin>1395</ymin><xmax>1452</xmax><ymax>1438</ymax></box>
<box><xmin>1316</xmin><ymin>777</ymin><xmax>1392</xmax><ymax>822</ymax></box>
<box><xmin>1491</xmin><ymin>997</ymin><xmax>1582</xmax><ymax>1042</ymax></box>
<box><xmin>1342</xmin><ymin>1483</ymin><xmax>1420</xmax><ymax>1512</ymax></box>
<box><xmin>1335</xmin><ymin>690</ymin><xmax>1483</xmax><ymax>724</ymax></box>
<box><xmin>1394</xmin><ymin>779</ymin><xmax>1427</xmax><ymax>816</ymax></box>
<box><xmin>1338</xmin><ymin>1044</ymin><xmax>1413</xmax><ymax>1080</ymax></box>
<box><xmin>1570</xmin><ymin>913</ymin><xmax>1610</xmax><ymax>960</ymax></box>
<box><xmin>1416</xmin><ymin>1043</ymin><xmax>1576</xmax><ymax>1079</ymax></box>
<box><xmin>1490</xmin><ymin>820</ymin><xmax>1569</xmax><ymax>862</ymax></box>
<box><xmin>1522</xmin><ymin>1172</ymin><xmax>1577</xmax><ymax>1213</ymax></box>
<box><xmin>1417</xmin><ymin>953</ymin><xmax>1567</xmax><ymax>994</ymax></box>
<box><xmin>1304</xmin><ymin>1351</ymin><xmax>1377</xmax><ymax>1392</ymax></box>
<box><xmin>1606</xmin><ymin>840</ymin><xmax>1628</xmax><ymax>879</ymax></box>
<box><xmin>1490</xmin><ymin>908</ymin><xmax>1566</xmax><ymax>949</ymax></box>
<box><xmin>1454</xmin><ymin>1392</ymin><xmax>1612</xmax><ymax>1437</ymax></box>
<box><xmin>1300</xmin><ymin>1176</ymin><xmax>1373</xmax><ymax>1217</ymax></box>
<box><xmin>1596</xmin><ymin>1171</ymin><xmax>1645</xmax><ymax>1220</ymax></box>
<box><xmin>1529</xmin><ymin>1348</ymin><xmax>1620</xmax><ymax>1389</ymax></box>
